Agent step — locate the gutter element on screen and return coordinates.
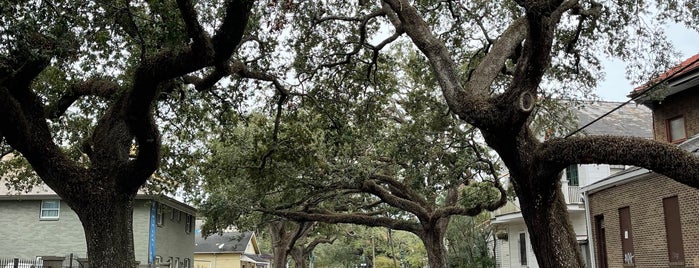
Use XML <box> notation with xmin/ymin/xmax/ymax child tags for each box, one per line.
<box><xmin>583</xmin><ymin>190</ymin><xmax>595</xmax><ymax>268</ymax></box>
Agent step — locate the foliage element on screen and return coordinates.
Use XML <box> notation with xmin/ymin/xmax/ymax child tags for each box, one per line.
<box><xmin>313</xmin><ymin>226</ymin><xmax>427</xmax><ymax>268</ymax></box>
<box><xmin>446</xmin><ymin>214</ymin><xmax>495</xmax><ymax>268</ymax></box>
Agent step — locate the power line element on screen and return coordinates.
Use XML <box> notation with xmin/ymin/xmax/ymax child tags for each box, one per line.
<box><xmin>564</xmin><ymin>56</ymin><xmax>699</xmax><ymax>138</ymax></box>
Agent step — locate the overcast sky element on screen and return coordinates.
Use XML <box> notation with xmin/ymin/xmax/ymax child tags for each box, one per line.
<box><xmin>596</xmin><ymin>24</ymin><xmax>699</xmax><ymax>101</ymax></box>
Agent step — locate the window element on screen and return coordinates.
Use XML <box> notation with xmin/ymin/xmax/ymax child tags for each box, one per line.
<box><xmin>174</xmin><ymin>257</ymin><xmax>180</xmax><ymax>268</ymax></box>
<box><xmin>667</xmin><ymin>116</ymin><xmax>687</xmax><ymax>142</ymax></box>
<box><xmin>183</xmin><ymin>258</ymin><xmax>190</xmax><ymax>268</ymax></box>
<box><xmin>40</xmin><ymin>200</ymin><xmax>60</xmax><ymax>220</ymax></box>
<box><xmin>178</xmin><ymin>210</ymin><xmax>183</xmax><ymax>222</ymax></box>
<box><xmin>566</xmin><ymin>165</ymin><xmax>579</xmax><ymax>186</ymax></box>
<box><xmin>171</xmin><ymin>207</ymin><xmax>177</xmax><ymax>221</ymax></box>
<box><xmin>157</xmin><ymin>203</ymin><xmax>165</xmax><ymax>226</ymax></box>
<box><xmin>154</xmin><ymin>256</ymin><xmax>162</xmax><ymax>264</ymax></box>
<box><xmin>663</xmin><ymin>196</ymin><xmax>684</xmax><ymax>264</ymax></box>
<box><xmin>185</xmin><ymin>214</ymin><xmax>193</xmax><ymax>234</ymax></box>
<box><xmin>519</xmin><ymin>232</ymin><xmax>527</xmax><ymax>265</ymax></box>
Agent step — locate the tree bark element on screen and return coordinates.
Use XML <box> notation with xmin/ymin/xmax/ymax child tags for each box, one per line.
<box><xmin>517</xmin><ymin>178</ymin><xmax>585</xmax><ymax>268</ymax></box>
<box><xmin>290</xmin><ymin>247</ymin><xmax>306</xmax><ymax>268</ymax></box>
<box><xmin>418</xmin><ymin>223</ymin><xmax>449</xmax><ymax>268</ymax></box>
<box><xmin>270</xmin><ymin>222</ymin><xmax>292</xmax><ymax>268</ymax></box>
<box><xmin>72</xmin><ymin>192</ymin><xmax>138</xmax><ymax>267</ymax></box>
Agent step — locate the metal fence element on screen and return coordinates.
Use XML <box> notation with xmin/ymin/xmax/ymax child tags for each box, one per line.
<box><xmin>0</xmin><ymin>258</ymin><xmax>46</xmax><ymax>268</ymax></box>
<box><xmin>1</xmin><ymin>257</ymin><xmax>175</xmax><ymax>268</ymax></box>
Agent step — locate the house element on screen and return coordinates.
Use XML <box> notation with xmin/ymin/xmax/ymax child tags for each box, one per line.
<box><xmin>194</xmin><ymin>230</ymin><xmax>271</xmax><ymax>268</ymax></box>
<box><xmin>583</xmin><ymin>53</ymin><xmax>699</xmax><ymax>268</ymax></box>
<box><xmin>0</xmin><ymin>182</ymin><xmax>196</xmax><ymax>267</ymax></box>
<box><xmin>491</xmin><ymin>101</ymin><xmax>652</xmax><ymax>268</ymax></box>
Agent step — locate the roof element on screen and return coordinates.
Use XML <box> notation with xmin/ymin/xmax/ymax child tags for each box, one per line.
<box><xmin>0</xmin><ymin>180</ymin><xmax>197</xmax><ymax>214</ymax></box>
<box><xmin>243</xmin><ymin>253</ymin><xmax>271</xmax><ymax>263</ymax></box>
<box><xmin>631</xmin><ymin>53</ymin><xmax>699</xmax><ymax>97</ymax></box>
<box><xmin>574</xmin><ymin>101</ymin><xmax>652</xmax><ymax>138</ymax></box>
<box><xmin>195</xmin><ymin>231</ymin><xmax>254</xmax><ymax>254</ymax></box>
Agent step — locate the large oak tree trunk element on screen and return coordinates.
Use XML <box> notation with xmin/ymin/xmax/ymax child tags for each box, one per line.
<box><xmin>517</xmin><ymin>181</ymin><xmax>585</xmax><ymax>268</ymax></box>
<box><xmin>290</xmin><ymin>248</ymin><xmax>306</xmax><ymax>268</ymax></box>
<box><xmin>418</xmin><ymin>222</ymin><xmax>449</xmax><ymax>268</ymax></box>
<box><xmin>270</xmin><ymin>222</ymin><xmax>293</xmax><ymax>268</ymax></box>
<box><xmin>486</xmin><ymin>129</ymin><xmax>586</xmax><ymax>268</ymax></box>
<box><xmin>71</xmin><ymin>191</ymin><xmax>138</xmax><ymax>268</ymax></box>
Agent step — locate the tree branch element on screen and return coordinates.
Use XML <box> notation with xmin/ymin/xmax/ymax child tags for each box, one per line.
<box><xmin>176</xmin><ymin>0</ymin><xmax>211</xmax><ymax>49</ymax></box>
<box><xmin>45</xmin><ymin>78</ymin><xmax>120</xmax><ymax>119</ymax></box>
<box><xmin>361</xmin><ymin>178</ymin><xmax>430</xmax><ymax>221</ymax></box>
<box><xmin>538</xmin><ymin>136</ymin><xmax>699</xmax><ymax>189</ymax></box>
<box><xmin>381</xmin><ymin>0</ymin><xmax>497</xmax><ymax>126</ymax></box>
<box><xmin>269</xmin><ymin>210</ymin><xmax>421</xmax><ymax>233</ymax></box>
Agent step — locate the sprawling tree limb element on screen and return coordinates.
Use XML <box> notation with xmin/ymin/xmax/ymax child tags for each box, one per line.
<box><xmin>45</xmin><ymin>78</ymin><xmax>120</xmax><ymax>119</ymax></box>
<box><xmin>538</xmin><ymin>136</ymin><xmax>699</xmax><ymax>188</ymax></box>
<box><xmin>270</xmin><ymin>209</ymin><xmax>421</xmax><ymax>233</ymax></box>
<box><xmin>381</xmin><ymin>0</ymin><xmax>496</xmax><ymax>125</ymax></box>
<box><xmin>361</xmin><ymin>179</ymin><xmax>430</xmax><ymax>221</ymax></box>
<box><xmin>369</xmin><ymin>174</ymin><xmax>430</xmax><ymax>208</ymax></box>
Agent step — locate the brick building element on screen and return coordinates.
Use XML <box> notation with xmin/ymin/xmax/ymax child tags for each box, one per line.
<box><xmin>583</xmin><ymin>53</ymin><xmax>699</xmax><ymax>268</ymax></box>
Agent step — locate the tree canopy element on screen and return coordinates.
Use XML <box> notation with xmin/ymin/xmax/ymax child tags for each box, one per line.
<box><xmin>2</xmin><ymin>0</ymin><xmax>699</xmax><ymax>267</ymax></box>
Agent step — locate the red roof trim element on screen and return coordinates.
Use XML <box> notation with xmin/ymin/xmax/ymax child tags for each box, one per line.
<box><xmin>632</xmin><ymin>53</ymin><xmax>699</xmax><ymax>93</ymax></box>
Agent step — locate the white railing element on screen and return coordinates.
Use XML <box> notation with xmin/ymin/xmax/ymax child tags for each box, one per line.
<box><xmin>567</xmin><ymin>186</ymin><xmax>582</xmax><ymax>204</ymax></box>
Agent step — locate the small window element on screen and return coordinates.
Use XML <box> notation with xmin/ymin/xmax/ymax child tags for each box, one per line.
<box><xmin>174</xmin><ymin>257</ymin><xmax>180</xmax><ymax>268</ymax></box>
<box><xmin>155</xmin><ymin>256</ymin><xmax>162</xmax><ymax>264</ymax></box>
<box><xmin>668</xmin><ymin>116</ymin><xmax>687</xmax><ymax>142</ymax></box>
<box><xmin>185</xmin><ymin>214</ymin><xmax>193</xmax><ymax>234</ymax></box>
<box><xmin>178</xmin><ymin>210</ymin><xmax>183</xmax><ymax>222</ymax></box>
<box><xmin>157</xmin><ymin>203</ymin><xmax>165</xmax><ymax>226</ymax></box>
<box><xmin>171</xmin><ymin>207</ymin><xmax>177</xmax><ymax>221</ymax></box>
<box><xmin>519</xmin><ymin>232</ymin><xmax>527</xmax><ymax>265</ymax></box>
<box><xmin>183</xmin><ymin>258</ymin><xmax>190</xmax><ymax>268</ymax></box>
<box><xmin>40</xmin><ymin>200</ymin><xmax>60</xmax><ymax>220</ymax></box>
<box><xmin>566</xmin><ymin>165</ymin><xmax>579</xmax><ymax>186</ymax></box>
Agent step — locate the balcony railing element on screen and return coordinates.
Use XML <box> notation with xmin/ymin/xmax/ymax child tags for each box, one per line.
<box><xmin>567</xmin><ymin>185</ymin><xmax>582</xmax><ymax>204</ymax></box>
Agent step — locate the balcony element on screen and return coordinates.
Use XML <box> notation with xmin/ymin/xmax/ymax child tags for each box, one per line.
<box><xmin>567</xmin><ymin>185</ymin><xmax>582</xmax><ymax>204</ymax></box>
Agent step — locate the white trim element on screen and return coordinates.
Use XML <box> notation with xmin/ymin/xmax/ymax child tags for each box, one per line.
<box><xmin>583</xmin><ymin>190</ymin><xmax>596</xmax><ymax>268</ymax></box>
<box><xmin>581</xmin><ymin>168</ymin><xmax>652</xmax><ymax>194</ymax></box>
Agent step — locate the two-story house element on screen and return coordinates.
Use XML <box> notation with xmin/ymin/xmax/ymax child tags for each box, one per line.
<box><xmin>583</xmin><ymin>53</ymin><xmax>699</xmax><ymax>268</ymax></box>
<box><xmin>492</xmin><ymin>101</ymin><xmax>652</xmax><ymax>268</ymax></box>
<box><xmin>0</xmin><ymin>181</ymin><xmax>197</xmax><ymax>267</ymax></box>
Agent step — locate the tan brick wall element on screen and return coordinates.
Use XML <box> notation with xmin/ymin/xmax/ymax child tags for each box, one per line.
<box><xmin>651</xmin><ymin>89</ymin><xmax>699</xmax><ymax>142</ymax></box>
<box><xmin>589</xmin><ymin>174</ymin><xmax>699</xmax><ymax>268</ymax></box>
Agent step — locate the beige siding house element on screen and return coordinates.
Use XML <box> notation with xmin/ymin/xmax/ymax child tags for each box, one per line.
<box><xmin>0</xmin><ymin>183</ymin><xmax>196</xmax><ymax>267</ymax></box>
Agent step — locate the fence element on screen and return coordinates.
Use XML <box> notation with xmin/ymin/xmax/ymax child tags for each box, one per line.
<box><xmin>0</xmin><ymin>254</ymin><xmax>84</xmax><ymax>268</ymax></box>
<box><xmin>1</xmin><ymin>256</ymin><xmax>179</xmax><ymax>268</ymax></box>
<box><xmin>0</xmin><ymin>258</ymin><xmax>45</xmax><ymax>268</ymax></box>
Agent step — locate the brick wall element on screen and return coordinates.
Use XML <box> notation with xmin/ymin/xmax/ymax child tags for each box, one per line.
<box><xmin>588</xmin><ymin>174</ymin><xmax>699</xmax><ymax>268</ymax></box>
<box><xmin>651</xmin><ymin>89</ymin><xmax>699</xmax><ymax>142</ymax></box>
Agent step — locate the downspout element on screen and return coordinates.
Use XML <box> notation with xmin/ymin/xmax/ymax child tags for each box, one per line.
<box><xmin>583</xmin><ymin>190</ymin><xmax>596</xmax><ymax>268</ymax></box>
